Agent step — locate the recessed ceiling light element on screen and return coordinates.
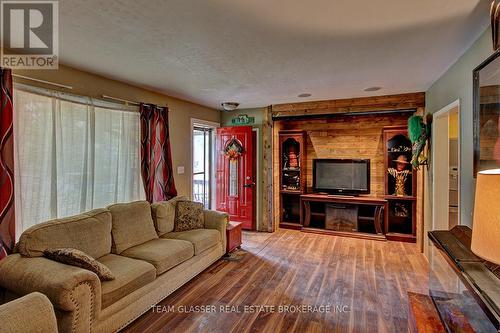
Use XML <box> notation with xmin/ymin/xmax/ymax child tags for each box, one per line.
<box><xmin>298</xmin><ymin>93</ymin><xmax>311</xmax><ymax>98</ymax></box>
<box><xmin>364</xmin><ymin>87</ymin><xmax>382</xmax><ymax>92</ymax></box>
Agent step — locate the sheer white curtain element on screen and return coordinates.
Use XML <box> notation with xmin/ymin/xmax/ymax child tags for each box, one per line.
<box><xmin>14</xmin><ymin>86</ymin><xmax>145</xmax><ymax>233</ymax></box>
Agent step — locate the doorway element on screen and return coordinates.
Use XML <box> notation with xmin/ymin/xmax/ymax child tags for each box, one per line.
<box><xmin>191</xmin><ymin>119</ymin><xmax>218</xmax><ymax>209</ymax></box>
<box><xmin>432</xmin><ymin>100</ymin><xmax>460</xmax><ymax>230</ymax></box>
<box><xmin>215</xmin><ymin>126</ymin><xmax>256</xmax><ymax>230</ymax></box>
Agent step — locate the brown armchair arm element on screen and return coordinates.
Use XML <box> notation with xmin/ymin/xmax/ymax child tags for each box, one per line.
<box><xmin>0</xmin><ymin>292</ymin><xmax>58</xmax><ymax>333</ymax></box>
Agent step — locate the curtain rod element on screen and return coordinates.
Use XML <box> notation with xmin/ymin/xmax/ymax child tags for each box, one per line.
<box><xmin>102</xmin><ymin>95</ymin><xmax>141</xmax><ymax>106</ymax></box>
<box><xmin>12</xmin><ymin>74</ymin><xmax>73</xmax><ymax>90</ymax></box>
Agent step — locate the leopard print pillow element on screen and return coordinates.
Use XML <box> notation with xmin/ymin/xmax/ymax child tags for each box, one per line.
<box><xmin>174</xmin><ymin>201</ymin><xmax>204</xmax><ymax>232</ymax></box>
<box><xmin>43</xmin><ymin>248</ymin><xmax>115</xmax><ymax>281</ymax></box>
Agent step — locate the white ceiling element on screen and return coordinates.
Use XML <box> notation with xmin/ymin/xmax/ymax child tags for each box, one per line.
<box><xmin>59</xmin><ymin>0</ymin><xmax>491</xmax><ymax>109</ymax></box>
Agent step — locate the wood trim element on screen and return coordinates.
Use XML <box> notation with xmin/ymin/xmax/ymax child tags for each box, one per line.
<box><xmin>386</xmin><ymin>232</ymin><xmax>416</xmax><ymax>242</ymax></box>
<box><xmin>415</xmin><ymin>106</ymin><xmax>426</xmax><ymax>252</ymax></box>
<box><xmin>262</xmin><ymin>106</ymin><xmax>274</xmax><ymax>232</ymax></box>
<box><xmin>279</xmin><ymin>222</ymin><xmax>302</xmax><ymax>230</ymax></box>
<box><xmin>272</xmin><ymin>92</ymin><xmax>425</xmax><ymax>118</ymax></box>
<box><xmin>302</xmin><ymin>227</ymin><xmax>387</xmax><ymax>241</ymax></box>
<box><xmin>300</xmin><ymin>193</ymin><xmax>387</xmax><ymax>204</ymax></box>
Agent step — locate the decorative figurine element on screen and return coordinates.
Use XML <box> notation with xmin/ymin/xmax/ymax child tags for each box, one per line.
<box><xmin>287</xmin><ymin>145</ymin><xmax>299</xmax><ymax>169</ymax></box>
<box><xmin>388</xmin><ymin>155</ymin><xmax>411</xmax><ymax>196</ymax></box>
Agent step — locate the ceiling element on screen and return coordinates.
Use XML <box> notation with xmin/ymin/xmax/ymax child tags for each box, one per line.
<box><xmin>59</xmin><ymin>0</ymin><xmax>491</xmax><ymax>109</ymax></box>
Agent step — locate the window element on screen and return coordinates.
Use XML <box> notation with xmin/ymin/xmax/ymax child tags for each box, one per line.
<box><xmin>13</xmin><ymin>85</ymin><xmax>145</xmax><ymax>232</ymax></box>
<box><xmin>192</xmin><ymin>121</ymin><xmax>216</xmax><ymax>208</ymax></box>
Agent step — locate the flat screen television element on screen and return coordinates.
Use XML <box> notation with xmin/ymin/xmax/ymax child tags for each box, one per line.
<box><xmin>313</xmin><ymin>159</ymin><xmax>370</xmax><ymax>195</ymax></box>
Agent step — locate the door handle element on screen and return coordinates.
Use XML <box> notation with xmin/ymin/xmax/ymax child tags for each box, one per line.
<box><xmin>243</xmin><ymin>182</ymin><xmax>256</xmax><ymax>188</ymax></box>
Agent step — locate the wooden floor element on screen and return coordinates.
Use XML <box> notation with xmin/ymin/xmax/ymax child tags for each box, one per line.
<box><xmin>123</xmin><ymin>230</ymin><xmax>429</xmax><ymax>333</ymax></box>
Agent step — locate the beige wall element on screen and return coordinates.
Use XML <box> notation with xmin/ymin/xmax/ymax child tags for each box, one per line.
<box><xmin>426</xmin><ymin>27</ymin><xmax>491</xmax><ymax>231</ymax></box>
<box><xmin>424</xmin><ymin>27</ymin><xmax>491</xmax><ymax>258</ymax></box>
<box><xmin>13</xmin><ymin>65</ymin><xmax>220</xmax><ymax>197</ymax></box>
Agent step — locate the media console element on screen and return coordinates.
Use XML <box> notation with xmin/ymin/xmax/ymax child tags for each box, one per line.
<box><xmin>300</xmin><ymin>194</ymin><xmax>388</xmax><ymax>241</ymax></box>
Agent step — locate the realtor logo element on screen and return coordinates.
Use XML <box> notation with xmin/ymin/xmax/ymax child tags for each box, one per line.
<box><xmin>1</xmin><ymin>0</ymin><xmax>58</xmax><ymax>69</ymax></box>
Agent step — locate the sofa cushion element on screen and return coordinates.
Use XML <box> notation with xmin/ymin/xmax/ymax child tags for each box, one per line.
<box><xmin>174</xmin><ymin>201</ymin><xmax>204</xmax><ymax>232</ymax></box>
<box><xmin>162</xmin><ymin>229</ymin><xmax>221</xmax><ymax>255</ymax></box>
<box><xmin>43</xmin><ymin>248</ymin><xmax>115</xmax><ymax>281</ymax></box>
<box><xmin>120</xmin><ymin>239</ymin><xmax>194</xmax><ymax>275</ymax></box>
<box><xmin>97</xmin><ymin>254</ymin><xmax>156</xmax><ymax>309</ymax></box>
<box><xmin>18</xmin><ymin>208</ymin><xmax>112</xmax><ymax>258</ymax></box>
<box><xmin>107</xmin><ymin>201</ymin><xmax>158</xmax><ymax>254</ymax></box>
<box><xmin>151</xmin><ymin>196</ymin><xmax>189</xmax><ymax>236</ymax></box>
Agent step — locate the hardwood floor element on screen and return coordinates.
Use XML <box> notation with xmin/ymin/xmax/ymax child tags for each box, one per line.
<box><xmin>123</xmin><ymin>230</ymin><xmax>429</xmax><ymax>333</ymax></box>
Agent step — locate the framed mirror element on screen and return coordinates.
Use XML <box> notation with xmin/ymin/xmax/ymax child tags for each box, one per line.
<box><xmin>473</xmin><ymin>50</ymin><xmax>500</xmax><ymax>176</ymax></box>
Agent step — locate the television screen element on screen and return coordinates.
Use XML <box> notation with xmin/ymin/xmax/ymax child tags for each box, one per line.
<box><xmin>313</xmin><ymin>159</ymin><xmax>370</xmax><ymax>195</ymax></box>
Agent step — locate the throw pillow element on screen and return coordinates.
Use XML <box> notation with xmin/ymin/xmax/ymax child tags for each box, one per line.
<box><xmin>43</xmin><ymin>248</ymin><xmax>115</xmax><ymax>281</ymax></box>
<box><xmin>174</xmin><ymin>201</ymin><xmax>204</xmax><ymax>232</ymax></box>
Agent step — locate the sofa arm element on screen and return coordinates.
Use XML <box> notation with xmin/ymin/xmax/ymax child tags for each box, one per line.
<box><xmin>0</xmin><ymin>292</ymin><xmax>58</xmax><ymax>333</ymax></box>
<box><xmin>0</xmin><ymin>254</ymin><xmax>101</xmax><ymax>321</ymax></box>
<box><xmin>204</xmin><ymin>210</ymin><xmax>228</xmax><ymax>251</ymax></box>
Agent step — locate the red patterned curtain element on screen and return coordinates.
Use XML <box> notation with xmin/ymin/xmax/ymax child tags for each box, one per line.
<box><xmin>140</xmin><ymin>103</ymin><xmax>177</xmax><ymax>203</ymax></box>
<box><xmin>0</xmin><ymin>69</ymin><xmax>14</xmax><ymax>260</ymax></box>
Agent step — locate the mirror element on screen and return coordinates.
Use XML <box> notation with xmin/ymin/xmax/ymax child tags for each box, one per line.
<box><xmin>473</xmin><ymin>50</ymin><xmax>500</xmax><ymax>176</ymax></box>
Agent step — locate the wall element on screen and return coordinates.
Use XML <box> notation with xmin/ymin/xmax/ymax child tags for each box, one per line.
<box><xmin>12</xmin><ymin>64</ymin><xmax>220</xmax><ymax>197</ymax></box>
<box><xmin>425</xmin><ymin>27</ymin><xmax>492</xmax><ymax>235</ymax></box>
<box><xmin>275</xmin><ymin>114</ymin><xmax>410</xmax><ymax>197</ymax></box>
<box><xmin>221</xmin><ymin>108</ymin><xmax>267</xmax><ymax>230</ymax></box>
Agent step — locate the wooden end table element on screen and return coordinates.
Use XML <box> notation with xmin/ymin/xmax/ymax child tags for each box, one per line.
<box><xmin>226</xmin><ymin>221</ymin><xmax>242</xmax><ymax>253</ymax></box>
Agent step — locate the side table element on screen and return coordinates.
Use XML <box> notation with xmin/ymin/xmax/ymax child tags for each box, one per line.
<box><xmin>226</xmin><ymin>221</ymin><xmax>242</xmax><ymax>253</ymax></box>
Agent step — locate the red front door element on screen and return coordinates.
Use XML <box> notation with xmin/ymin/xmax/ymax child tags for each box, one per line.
<box><xmin>216</xmin><ymin>126</ymin><xmax>255</xmax><ymax>230</ymax></box>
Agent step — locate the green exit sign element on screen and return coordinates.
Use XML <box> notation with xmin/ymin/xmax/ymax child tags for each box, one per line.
<box><xmin>231</xmin><ymin>114</ymin><xmax>255</xmax><ymax>125</ymax></box>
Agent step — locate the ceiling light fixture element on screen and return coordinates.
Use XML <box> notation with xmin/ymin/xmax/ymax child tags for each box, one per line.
<box><xmin>364</xmin><ymin>87</ymin><xmax>382</xmax><ymax>92</ymax></box>
<box><xmin>298</xmin><ymin>93</ymin><xmax>312</xmax><ymax>98</ymax></box>
<box><xmin>221</xmin><ymin>102</ymin><xmax>240</xmax><ymax>111</ymax></box>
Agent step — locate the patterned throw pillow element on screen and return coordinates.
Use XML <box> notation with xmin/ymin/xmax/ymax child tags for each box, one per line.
<box><xmin>43</xmin><ymin>248</ymin><xmax>115</xmax><ymax>281</ymax></box>
<box><xmin>174</xmin><ymin>201</ymin><xmax>204</xmax><ymax>232</ymax></box>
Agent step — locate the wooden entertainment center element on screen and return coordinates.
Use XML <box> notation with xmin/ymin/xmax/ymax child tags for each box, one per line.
<box><xmin>300</xmin><ymin>194</ymin><xmax>386</xmax><ymax>240</ymax></box>
<box><xmin>274</xmin><ymin>93</ymin><xmax>425</xmax><ymax>243</ymax></box>
<box><xmin>278</xmin><ymin>125</ymin><xmax>418</xmax><ymax>242</ymax></box>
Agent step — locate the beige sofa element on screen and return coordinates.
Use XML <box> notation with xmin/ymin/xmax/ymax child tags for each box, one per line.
<box><xmin>0</xmin><ymin>198</ymin><xmax>228</xmax><ymax>333</ymax></box>
<box><xmin>0</xmin><ymin>292</ymin><xmax>58</xmax><ymax>333</ymax></box>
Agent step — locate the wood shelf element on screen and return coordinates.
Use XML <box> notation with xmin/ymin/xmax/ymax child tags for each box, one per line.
<box><xmin>280</xmin><ymin>190</ymin><xmax>302</xmax><ymax>195</ymax></box>
<box><xmin>384</xmin><ymin>195</ymin><xmax>417</xmax><ymax>201</ymax></box>
<box><xmin>311</xmin><ymin>212</ymin><xmax>326</xmax><ymax>217</ymax></box>
<box><xmin>386</xmin><ymin>232</ymin><xmax>416</xmax><ymax>242</ymax></box>
<box><xmin>279</xmin><ymin>222</ymin><xmax>302</xmax><ymax>230</ymax></box>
